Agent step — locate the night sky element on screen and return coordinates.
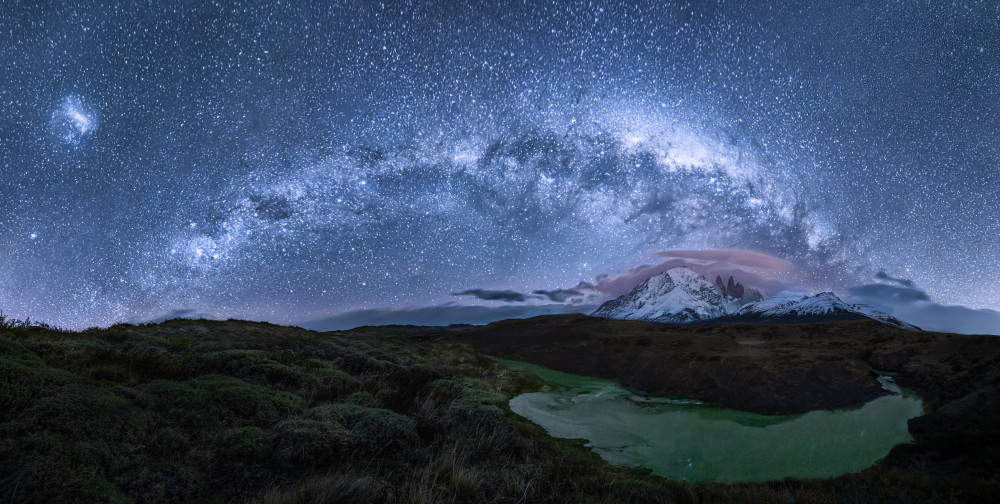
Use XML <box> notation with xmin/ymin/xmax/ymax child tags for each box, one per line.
<box><xmin>2</xmin><ymin>1</ymin><xmax>999</xmax><ymax>332</ymax></box>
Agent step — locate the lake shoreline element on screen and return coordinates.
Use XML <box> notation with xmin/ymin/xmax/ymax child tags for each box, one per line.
<box><xmin>452</xmin><ymin>315</ymin><xmax>904</xmax><ymax>415</ymax></box>
<box><xmin>503</xmin><ymin>358</ymin><xmax>923</xmax><ymax>483</ymax></box>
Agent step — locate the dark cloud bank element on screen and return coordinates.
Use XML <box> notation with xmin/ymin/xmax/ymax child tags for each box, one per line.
<box><xmin>452</xmin><ymin>289</ymin><xmax>530</xmax><ymax>303</ymax></box>
<box><xmin>301</xmin><ymin>303</ymin><xmax>596</xmax><ymax>331</ymax></box>
<box><xmin>848</xmin><ymin>274</ymin><xmax>1000</xmax><ymax>336</ymax></box>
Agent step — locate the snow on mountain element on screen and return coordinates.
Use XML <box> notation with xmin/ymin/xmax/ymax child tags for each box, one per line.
<box><xmin>737</xmin><ymin>292</ymin><xmax>852</xmax><ymax>318</ymax></box>
<box><xmin>592</xmin><ymin>268</ymin><xmax>919</xmax><ymax>331</ymax></box>
<box><xmin>846</xmin><ymin>303</ymin><xmax>921</xmax><ymax>331</ymax></box>
<box><xmin>735</xmin><ymin>292</ymin><xmax>919</xmax><ymax>330</ymax></box>
<box><xmin>591</xmin><ymin>267</ymin><xmax>731</xmax><ymax>323</ymax></box>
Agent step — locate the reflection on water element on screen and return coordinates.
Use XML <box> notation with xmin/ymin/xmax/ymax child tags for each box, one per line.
<box><xmin>504</xmin><ymin>360</ymin><xmax>923</xmax><ymax>482</ymax></box>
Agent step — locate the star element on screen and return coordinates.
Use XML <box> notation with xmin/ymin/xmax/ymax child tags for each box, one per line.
<box><xmin>0</xmin><ymin>1</ymin><xmax>997</xmax><ymax>331</ymax></box>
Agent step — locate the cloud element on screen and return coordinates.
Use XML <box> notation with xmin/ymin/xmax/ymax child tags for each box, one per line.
<box><xmin>656</xmin><ymin>249</ymin><xmax>796</xmax><ymax>271</ymax></box>
<box><xmin>874</xmin><ymin>270</ymin><xmax>915</xmax><ymax>288</ymax></box>
<box><xmin>300</xmin><ymin>303</ymin><xmax>596</xmax><ymax>331</ymax></box>
<box><xmin>895</xmin><ymin>303</ymin><xmax>1000</xmax><ymax>336</ymax></box>
<box><xmin>532</xmin><ymin>288</ymin><xmax>584</xmax><ymax>302</ymax></box>
<box><xmin>452</xmin><ymin>289</ymin><xmax>529</xmax><ymax>302</ymax></box>
<box><xmin>847</xmin><ymin>283</ymin><xmax>930</xmax><ymax>304</ymax></box>
<box><xmin>847</xmin><ymin>278</ymin><xmax>1000</xmax><ymax>336</ymax></box>
<box><xmin>581</xmin><ymin>249</ymin><xmax>803</xmax><ymax>298</ymax></box>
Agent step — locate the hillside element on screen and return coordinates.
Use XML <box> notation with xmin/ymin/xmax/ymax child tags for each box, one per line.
<box><xmin>2</xmin><ymin>316</ymin><xmax>999</xmax><ymax>502</ymax></box>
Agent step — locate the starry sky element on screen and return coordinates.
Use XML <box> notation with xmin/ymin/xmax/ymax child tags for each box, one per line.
<box><xmin>2</xmin><ymin>1</ymin><xmax>999</xmax><ymax>332</ymax></box>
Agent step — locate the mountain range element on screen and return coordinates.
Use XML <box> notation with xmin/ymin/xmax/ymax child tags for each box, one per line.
<box><xmin>591</xmin><ymin>266</ymin><xmax>919</xmax><ymax>331</ymax></box>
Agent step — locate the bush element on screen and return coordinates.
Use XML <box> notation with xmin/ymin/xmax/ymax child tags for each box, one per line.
<box><xmin>148</xmin><ymin>427</ymin><xmax>190</xmax><ymax>456</ymax></box>
<box><xmin>425</xmin><ymin>377</ymin><xmax>506</xmax><ymax>407</ymax></box>
<box><xmin>0</xmin><ymin>355</ymin><xmax>75</xmax><ymax>420</ymax></box>
<box><xmin>188</xmin><ymin>374</ymin><xmax>307</xmax><ymax>426</ymax></box>
<box><xmin>344</xmin><ymin>390</ymin><xmax>378</xmax><ymax>407</ymax></box>
<box><xmin>216</xmin><ymin>426</ymin><xmax>272</xmax><ymax>463</ymax></box>
<box><xmin>306</xmin><ymin>404</ymin><xmax>419</xmax><ymax>457</ymax></box>
<box><xmin>271</xmin><ymin>419</ymin><xmax>353</xmax><ymax>469</ymax></box>
<box><xmin>309</xmin><ymin>367</ymin><xmax>357</xmax><ymax>402</ymax></box>
<box><xmin>0</xmin><ymin>336</ymin><xmax>41</xmax><ymax>362</ymax></box>
<box><xmin>0</xmin><ymin>430</ymin><xmax>130</xmax><ymax>504</ymax></box>
<box><xmin>15</xmin><ymin>383</ymin><xmax>152</xmax><ymax>443</ymax></box>
<box><xmin>0</xmin><ymin>382</ymin><xmax>155</xmax><ymax>504</ymax></box>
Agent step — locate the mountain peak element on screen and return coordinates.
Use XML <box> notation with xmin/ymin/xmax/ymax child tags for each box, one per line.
<box><xmin>593</xmin><ymin>274</ymin><xmax>918</xmax><ymax>331</ymax></box>
<box><xmin>592</xmin><ymin>267</ymin><xmax>729</xmax><ymax>324</ymax></box>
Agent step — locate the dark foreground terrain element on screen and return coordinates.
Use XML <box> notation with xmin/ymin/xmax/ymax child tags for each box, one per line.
<box><xmin>2</xmin><ymin>314</ymin><xmax>999</xmax><ymax>503</ymax></box>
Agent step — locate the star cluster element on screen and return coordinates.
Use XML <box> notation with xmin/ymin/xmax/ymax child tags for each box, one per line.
<box><xmin>2</xmin><ymin>1</ymin><xmax>998</xmax><ymax>329</ymax></box>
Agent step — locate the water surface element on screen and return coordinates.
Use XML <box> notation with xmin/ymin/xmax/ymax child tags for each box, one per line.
<box><xmin>505</xmin><ymin>360</ymin><xmax>923</xmax><ymax>482</ymax></box>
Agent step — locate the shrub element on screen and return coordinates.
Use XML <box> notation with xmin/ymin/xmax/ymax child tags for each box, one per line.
<box><xmin>216</xmin><ymin>426</ymin><xmax>272</xmax><ymax>463</ymax></box>
<box><xmin>147</xmin><ymin>427</ymin><xmax>190</xmax><ymax>456</ymax></box>
<box><xmin>15</xmin><ymin>382</ymin><xmax>153</xmax><ymax>443</ymax></box>
<box><xmin>271</xmin><ymin>419</ymin><xmax>353</xmax><ymax>469</ymax></box>
<box><xmin>250</xmin><ymin>471</ymin><xmax>384</xmax><ymax>504</ymax></box>
<box><xmin>188</xmin><ymin>374</ymin><xmax>307</xmax><ymax>426</ymax></box>
<box><xmin>344</xmin><ymin>390</ymin><xmax>378</xmax><ymax>407</ymax></box>
<box><xmin>309</xmin><ymin>367</ymin><xmax>357</xmax><ymax>402</ymax></box>
<box><xmin>305</xmin><ymin>404</ymin><xmax>419</xmax><ymax>457</ymax></box>
<box><xmin>424</xmin><ymin>377</ymin><xmax>506</xmax><ymax>406</ymax></box>
<box><xmin>336</xmin><ymin>352</ymin><xmax>400</xmax><ymax>375</ymax></box>
<box><xmin>0</xmin><ymin>355</ymin><xmax>76</xmax><ymax>420</ymax></box>
<box><xmin>0</xmin><ymin>431</ymin><xmax>130</xmax><ymax>504</ymax></box>
<box><xmin>0</xmin><ymin>336</ymin><xmax>41</xmax><ymax>362</ymax></box>
<box><xmin>0</xmin><ymin>382</ymin><xmax>155</xmax><ymax>504</ymax></box>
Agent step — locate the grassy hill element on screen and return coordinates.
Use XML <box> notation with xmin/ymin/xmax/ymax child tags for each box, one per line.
<box><xmin>1</xmin><ymin>315</ymin><xmax>997</xmax><ymax>502</ymax></box>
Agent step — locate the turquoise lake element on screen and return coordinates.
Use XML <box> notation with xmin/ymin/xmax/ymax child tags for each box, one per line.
<box><xmin>504</xmin><ymin>359</ymin><xmax>923</xmax><ymax>483</ymax></box>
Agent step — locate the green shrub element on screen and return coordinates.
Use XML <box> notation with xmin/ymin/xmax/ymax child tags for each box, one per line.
<box><xmin>344</xmin><ymin>390</ymin><xmax>378</xmax><ymax>407</ymax></box>
<box><xmin>0</xmin><ymin>336</ymin><xmax>41</xmax><ymax>362</ymax></box>
<box><xmin>250</xmin><ymin>359</ymin><xmax>313</xmax><ymax>389</ymax></box>
<box><xmin>435</xmin><ymin>401</ymin><xmax>516</xmax><ymax>453</ymax></box>
<box><xmin>201</xmin><ymin>349</ymin><xmax>271</xmax><ymax>373</ymax></box>
<box><xmin>336</xmin><ymin>352</ymin><xmax>401</xmax><ymax>375</ymax></box>
<box><xmin>271</xmin><ymin>419</ymin><xmax>353</xmax><ymax>469</ymax></box>
<box><xmin>216</xmin><ymin>426</ymin><xmax>272</xmax><ymax>463</ymax></box>
<box><xmin>306</xmin><ymin>404</ymin><xmax>419</xmax><ymax>456</ymax></box>
<box><xmin>188</xmin><ymin>374</ymin><xmax>307</xmax><ymax>425</ymax></box>
<box><xmin>166</xmin><ymin>335</ymin><xmax>194</xmax><ymax>351</ymax></box>
<box><xmin>309</xmin><ymin>367</ymin><xmax>357</xmax><ymax>402</ymax></box>
<box><xmin>121</xmin><ymin>460</ymin><xmax>200</xmax><ymax>504</ymax></box>
<box><xmin>15</xmin><ymin>382</ymin><xmax>152</xmax><ymax>443</ymax></box>
<box><xmin>139</xmin><ymin>379</ymin><xmax>199</xmax><ymax>411</ymax></box>
<box><xmin>0</xmin><ymin>382</ymin><xmax>154</xmax><ymax>504</ymax></box>
<box><xmin>0</xmin><ymin>431</ymin><xmax>130</xmax><ymax>504</ymax></box>
<box><xmin>0</xmin><ymin>355</ymin><xmax>76</xmax><ymax>420</ymax></box>
<box><xmin>425</xmin><ymin>377</ymin><xmax>506</xmax><ymax>406</ymax></box>
<box><xmin>147</xmin><ymin>427</ymin><xmax>190</xmax><ymax>456</ymax></box>
<box><xmin>200</xmin><ymin>350</ymin><xmax>323</xmax><ymax>395</ymax></box>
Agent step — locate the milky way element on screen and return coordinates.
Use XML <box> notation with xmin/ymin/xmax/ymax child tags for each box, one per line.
<box><xmin>2</xmin><ymin>1</ymin><xmax>999</xmax><ymax>329</ymax></box>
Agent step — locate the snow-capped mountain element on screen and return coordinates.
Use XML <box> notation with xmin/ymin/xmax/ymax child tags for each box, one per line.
<box><xmin>737</xmin><ymin>291</ymin><xmax>855</xmax><ymax>318</ymax></box>
<box><xmin>590</xmin><ymin>267</ymin><xmax>731</xmax><ymax>323</ymax></box>
<box><xmin>592</xmin><ymin>267</ymin><xmax>919</xmax><ymax>330</ymax></box>
<box><xmin>732</xmin><ymin>291</ymin><xmax>920</xmax><ymax>330</ymax></box>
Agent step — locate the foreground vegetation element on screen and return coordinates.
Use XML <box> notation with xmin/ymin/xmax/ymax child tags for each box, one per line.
<box><xmin>0</xmin><ymin>315</ymin><xmax>995</xmax><ymax>502</ymax></box>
